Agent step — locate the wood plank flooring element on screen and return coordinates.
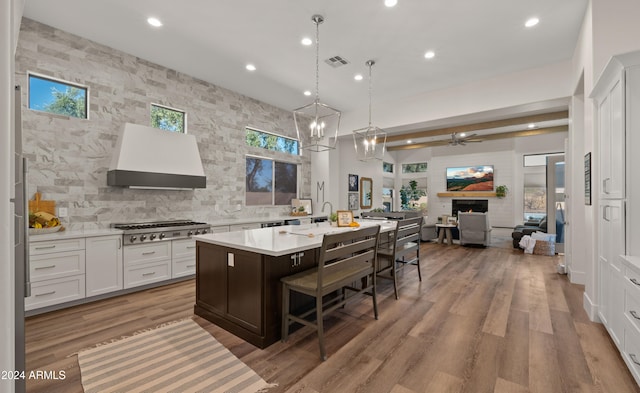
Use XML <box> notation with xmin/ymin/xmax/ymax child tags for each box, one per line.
<box><xmin>25</xmin><ymin>242</ymin><xmax>640</xmax><ymax>393</ymax></box>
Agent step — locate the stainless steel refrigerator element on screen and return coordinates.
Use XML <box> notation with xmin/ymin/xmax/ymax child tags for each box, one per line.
<box><xmin>12</xmin><ymin>84</ymin><xmax>28</xmax><ymax>393</ymax></box>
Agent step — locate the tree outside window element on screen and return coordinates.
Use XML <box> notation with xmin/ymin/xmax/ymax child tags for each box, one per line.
<box><xmin>28</xmin><ymin>74</ymin><xmax>87</xmax><ymax>119</ymax></box>
<box><xmin>151</xmin><ymin>104</ymin><xmax>185</xmax><ymax>133</ymax></box>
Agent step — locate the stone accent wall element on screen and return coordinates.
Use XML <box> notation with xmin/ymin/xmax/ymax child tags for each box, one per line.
<box><xmin>15</xmin><ymin>19</ymin><xmax>311</xmax><ymax>230</ymax></box>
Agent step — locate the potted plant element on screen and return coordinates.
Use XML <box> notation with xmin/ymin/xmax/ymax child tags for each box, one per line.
<box><xmin>329</xmin><ymin>213</ymin><xmax>338</xmax><ymax>226</ymax></box>
<box><xmin>496</xmin><ymin>185</ymin><xmax>509</xmax><ymax>198</ymax></box>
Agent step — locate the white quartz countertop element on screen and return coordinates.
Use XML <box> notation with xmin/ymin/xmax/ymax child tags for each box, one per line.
<box><xmin>195</xmin><ymin>219</ymin><xmax>396</xmax><ymax>257</ymax></box>
<box><xmin>28</xmin><ymin>228</ymin><xmax>123</xmax><ymax>242</ymax></box>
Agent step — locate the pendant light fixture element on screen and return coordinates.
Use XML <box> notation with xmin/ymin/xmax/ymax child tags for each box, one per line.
<box><xmin>353</xmin><ymin>60</ymin><xmax>387</xmax><ymax>161</ymax></box>
<box><xmin>293</xmin><ymin>15</ymin><xmax>341</xmax><ymax>152</ymax></box>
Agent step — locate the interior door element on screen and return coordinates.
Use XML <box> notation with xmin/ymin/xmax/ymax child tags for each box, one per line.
<box><xmin>547</xmin><ymin>155</ymin><xmax>566</xmax><ymax>254</ymax></box>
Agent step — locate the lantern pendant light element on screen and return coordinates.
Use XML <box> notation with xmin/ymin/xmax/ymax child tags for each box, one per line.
<box><xmin>353</xmin><ymin>60</ymin><xmax>387</xmax><ymax>161</ymax></box>
<box><xmin>293</xmin><ymin>15</ymin><xmax>341</xmax><ymax>152</ymax></box>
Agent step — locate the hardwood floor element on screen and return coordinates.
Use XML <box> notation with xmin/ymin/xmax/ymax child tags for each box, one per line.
<box><xmin>25</xmin><ymin>242</ymin><xmax>640</xmax><ymax>392</ymax></box>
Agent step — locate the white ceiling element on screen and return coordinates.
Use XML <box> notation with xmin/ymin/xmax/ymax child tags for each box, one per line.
<box><xmin>22</xmin><ymin>0</ymin><xmax>587</xmax><ymax>139</ymax></box>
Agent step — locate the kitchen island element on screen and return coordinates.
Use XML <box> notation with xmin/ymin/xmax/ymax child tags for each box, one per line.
<box><xmin>194</xmin><ymin>220</ymin><xmax>395</xmax><ymax>348</ymax></box>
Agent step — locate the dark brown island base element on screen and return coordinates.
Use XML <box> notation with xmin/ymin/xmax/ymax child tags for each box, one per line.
<box><xmin>193</xmin><ymin>221</ymin><xmax>395</xmax><ymax>348</ymax></box>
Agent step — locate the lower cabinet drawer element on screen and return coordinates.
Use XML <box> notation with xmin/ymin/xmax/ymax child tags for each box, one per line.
<box><xmin>30</xmin><ymin>250</ymin><xmax>85</xmax><ymax>282</ymax></box>
<box><xmin>623</xmin><ymin>322</ymin><xmax>640</xmax><ymax>385</ymax></box>
<box><xmin>172</xmin><ymin>256</ymin><xmax>196</xmax><ymax>278</ymax></box>
<box><xmin>124</xmin><ymin>260</ymin><xmax>171</xmax><ymax>288</ymax></box>
<box><xmin>25</xmin><ymin>274</ymin><xmax>86</xmax><ymax>311</ymax></box>
<box><xmin>124</xmin><ymin>242</ymin><xmax>172</xmax><ymax>266</ymax></box>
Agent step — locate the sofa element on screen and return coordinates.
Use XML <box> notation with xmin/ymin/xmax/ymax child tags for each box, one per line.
<box><xmin>511</xmin><ymin>216</ymin><xmax>548</xmax><ymax>248</ymax></box>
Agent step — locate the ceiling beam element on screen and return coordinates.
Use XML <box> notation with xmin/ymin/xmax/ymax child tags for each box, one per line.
<box><xmin>387</xmin><ymin>125</ymin><xmax>568</xmax><ymax>151</ymax></box>
<box><xmin>384</xmin><ymin>110</ymin><xmax>569</xmax><ymax>143</ymax></box>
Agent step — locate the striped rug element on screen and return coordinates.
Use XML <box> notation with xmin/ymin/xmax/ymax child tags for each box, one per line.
<box><xmin>77</xmin><ymin>319</ymin><xmax>275</xmax><ymax>393</ymax></box>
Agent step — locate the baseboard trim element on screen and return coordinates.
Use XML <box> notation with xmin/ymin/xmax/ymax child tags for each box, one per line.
<box><xmin>567</xmin><ymin>266</ymin><xmax>586</xmax><ymax>285</ymax></box>
<box><xmin>583</xmin><ymin>291</ymin><xmax>601</xmax><ymax>323</ymax></box>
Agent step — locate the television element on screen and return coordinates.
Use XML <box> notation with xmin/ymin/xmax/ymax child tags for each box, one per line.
<box><xmin>446</xmin><ymin>166</ymin><xmax>494</xmax><ymax>191</ymax></box>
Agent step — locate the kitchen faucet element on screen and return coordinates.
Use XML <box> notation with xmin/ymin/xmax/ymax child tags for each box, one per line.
<box><xmin>321</xmin><ymin>201</ymin><xmax>333</xmax><ymax>215</ymax></box>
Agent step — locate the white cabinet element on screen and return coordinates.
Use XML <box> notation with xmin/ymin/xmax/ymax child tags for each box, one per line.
<box><xmin>86</xmin><ymin>235</ymin><xmax>123</xmax><ymax>297</ymax></box>
<box><xmin>592</xmin><ymin>51</ymin><xmax>640</xmax><ymax>384</ymax></box>
<box><xmin>620</xmin><ymin>256</ymin><xmax>640</xmax><ymax>385</ymax></box>
<box><xmin>26</xmin><ymin>238</ymin><xmax>86</xmax><ymax>311</ymax></box>
<box><xmin>123</xmin><ymin>242</ymin><xmax>171</xmax><ymax>288</ymax></box>
<box><xmin>172</xmin><ymin>238</ymin><xmax>196</xmax><ymax>278</ymax></box>
<box><xmin>596</xmin><ymin>73</ymin><xmax>625</xmax><ymax>199</ymax></box>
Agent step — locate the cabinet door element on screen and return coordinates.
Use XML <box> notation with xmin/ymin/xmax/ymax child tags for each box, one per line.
<box><xmin>196</xmin><ymin>243</ymin><xmax>227</xmax><ymax>315</ymax></box>
<box><xmin>86</xmin><ymin>235</ymin><xmax>123</xmax><ymax>296</ymax></box>
<box><xmin>226</xmin><ymin>249</ymin><xmax>263</xmax><ymax>334</ymax></box>
<box><xmin>599</xmin><ymin>75</ymin><xmax>625</xmax><ymax>199</ymax></box>
<box><xmin>599</xmin><ymin>256</ymin><xmax>610</xmax><ymax>326</ymax></box>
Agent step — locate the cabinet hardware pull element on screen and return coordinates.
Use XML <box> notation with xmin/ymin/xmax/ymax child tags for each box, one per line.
<box><xmin>142</xmin><ymin>272</ymin><xmax>156</xmax><ymax>276</ymax></box>
<box><xmin>187</xmin><ymin>265</ymin><xmax>195</xmax><ymax>268</ymax></box>
<box><xmin>35</xmin><ymin>245</ymin><xmax>56</xmax><ymax>250</ymax></box>
<box><xmin>187</xmin><ymin>246</ymin><xmax>196</xmax><ymax>249</ymax></box>
<box><xmin>35</xmin><ymin>265</ymin><xmax>56</xmax><ymax>270</ymax></box>
<box><xmin>631</xmin><ymin>354</ymin><xmax>640</xmax><ymax>366</ymax></box>
<box><xmin>603</xmin><ymin>178</ymin><xmax>610</xmax><ymax>194</ymax></box>
<box><xmin>603</xmin><ymin>205</ymin><xmax>610</xmax><ymax>222</ymax></box>
<box><xmin>631</xmin><ymin>278</ymin><xmax>640</xmax><ymax>286</ymax></box>
<box><xmin>631</xmin><ymin>311</ymin><xmax>640</xmax><ymax>320</ymax></box>
<box><xmin>35</xmin><ymin>291</ymin><xmax>56</xmax><ymax>297</ymax></box>
<box><xmin>142</xmin><ymin>251</ymin><xmax>156</xmax><ymax>255</ymax></box>
<box><xmin>118</xmin><ymin>238</ymin><xmax>122</xmax><ymax>249</ymax></box>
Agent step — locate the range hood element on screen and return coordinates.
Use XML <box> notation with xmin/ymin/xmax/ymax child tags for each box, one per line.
<box><xmin>107</xmin><ymin>123</ymin><xmax>206</xmax><ymax>189</ymax></box>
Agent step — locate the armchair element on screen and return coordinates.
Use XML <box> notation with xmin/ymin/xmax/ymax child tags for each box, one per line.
<box><xmin>458</xmin><ymin>212</ymin><xmax>492</xmax><ymax>246</ymax></box>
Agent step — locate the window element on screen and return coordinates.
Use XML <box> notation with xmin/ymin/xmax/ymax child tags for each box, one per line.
<box><xmin>151</xmin><ymin>104</ymin><xmax>186</xmax><ymax>133</ymax></box>
<box><xmin>246</xmin><ymin>156</ymin><xmax>298</xmax><ymax>206</ymax></box>
<box><xmin>383</xmin><ymin>162</ymin><xmax>394</xmax><ymax>173</ymax></box>
<box><xmin>523</xmin><ymin>152</ymin><xmax>563</xmax><ymax>167</ymax></box>
<box><xmin>246</xmin><ymin>127</ymin><xmax>299</xmax><ymax>155</ymax></box>
<box><xmin>523</xmin><ymin>172</ymin><xmax>546</xmax><ymax>221</ymax></box>
<box><xmin>402</xmin><ymin>162</ymin><xmax>427</xmax><ymax>173</ymax></box>
<box><xmin>28</xmin><ymin>73</ymin><xmax>88</xmax><ymax>119</ymax></box>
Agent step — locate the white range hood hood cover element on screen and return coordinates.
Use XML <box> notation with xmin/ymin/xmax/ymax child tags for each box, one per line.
<box><xmin>107</xmin><ymin>123</ymin><xmax>206</xmax><ymax>189</ymax></box>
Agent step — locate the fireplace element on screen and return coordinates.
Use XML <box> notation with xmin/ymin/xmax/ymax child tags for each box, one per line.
<box><xmin>452</xmin><ymin>199</ymin><xmax>488</xmax><ymax>217</ymax></box>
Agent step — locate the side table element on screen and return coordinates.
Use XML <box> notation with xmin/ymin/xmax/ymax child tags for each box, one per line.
<box><xmin>436</xmin><ymin>223</ymin><xmax>457</xmax><ymax>245</ymax></box>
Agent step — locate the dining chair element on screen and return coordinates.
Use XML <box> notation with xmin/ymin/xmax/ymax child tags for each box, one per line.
<box><xmin>376</xmin><ymin>217</ymin><xmax>422</xmax><ymax>299</ymax></box>
<box><xmin>281</xmin><ymin>225</ymin><xmax>380</xmax><ymax>360</ymax></box>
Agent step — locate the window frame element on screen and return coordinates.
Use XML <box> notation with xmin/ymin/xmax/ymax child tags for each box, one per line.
<box><xmin>150</xmin><ymin>103</ymin><xmax>187</xmax><ymax>133</ymax></box>
<box><xmin>401</xmin><ymin>162</ymin><xmax>428</xmax><ymax>173</ymax></box>
<box><xmin>28</xmin><ymin>72</ymin><xmax>89</xmax><ymax>119</ymax></box>
<box><xmin>245</xmin><ymin>126</ymin><xmax>300</xmax><ymax>156</ymax></box>
<box><xmin>245</xmin><ymin>154</ymin><xmax>299</xmax><ymax>206</ymax></box>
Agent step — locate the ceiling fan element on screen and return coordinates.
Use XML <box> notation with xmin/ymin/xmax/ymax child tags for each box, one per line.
<box><xmin>449</xmin><ymin>132</ymin><xmax>482</xmax><ymax>146</ymax></box>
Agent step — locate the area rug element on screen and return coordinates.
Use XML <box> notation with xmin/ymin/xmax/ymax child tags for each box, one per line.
<box><xmin>77</xmin><ymin>319</ymin><xmax>275</xmax><ymax>393</ymax></box>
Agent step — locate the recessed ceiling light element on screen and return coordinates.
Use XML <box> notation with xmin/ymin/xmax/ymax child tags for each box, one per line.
<box><xmin>525</xmin><ymin>17</ymin><xmax>539</xmax><ymax>28</ymax></box>
<box><xmin>528</xmin><ymin>123</ymin><xmax>536</xmax><ymax>129</ymax></box>
<box><xmin>354</xmin><ymin>74</ymin><xmax>363</xmax><ymax>81</ymax></box>
<box><xmin>301</xmin><ymin>37</ymin><xmax>313</xmax><ymax>46</ymax></box>
<box><xmin>303</xmin><ymin>90</ymin><xmax>312</xmax><ymax>96</ymax></box>
<box><xmin>246</xmin><ymin>64</ymin><xmax>256</xmax><ymax>71</ymax></box>
<box><xmin>385</xmin><ymin>0</ymin><xmax>398</xmax><ymax>7</ymax></box>
<box><xmin>424</xmin><ymin>50</ymin><xmax>435</xmax><ymax>59</ymax></box>
<box><xmin>147</xmin><ymin>17</ymin><xmax>163</xmax><ymax>27</ymax></box>
<box><xmin>407</xmin><ymin>140</ymin><xmax>413</xmax><ymax>144</ymax></box>
<box><xmin>460</xmin><ymin>133</ymin><xmax>466</xmax><ymax>137</ymax></box>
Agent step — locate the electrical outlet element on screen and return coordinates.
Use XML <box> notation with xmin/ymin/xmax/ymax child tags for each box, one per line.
<box><xmin>58</xmin><ymin>207</ymin><xmax>68</xmax><ymax>217</ymax></box>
